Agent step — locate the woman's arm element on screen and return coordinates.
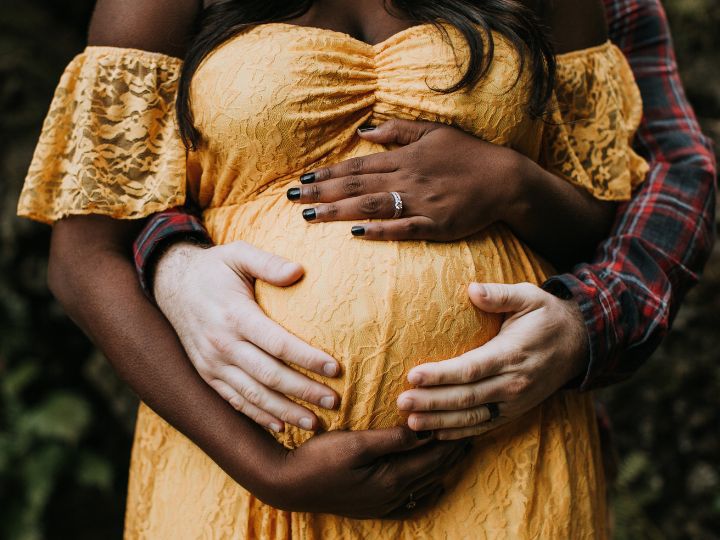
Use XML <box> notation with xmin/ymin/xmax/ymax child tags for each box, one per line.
<box><xmin>49</xmin><ymin>215</ymin><xmax>465</xmax><ymax>515</ymax></box>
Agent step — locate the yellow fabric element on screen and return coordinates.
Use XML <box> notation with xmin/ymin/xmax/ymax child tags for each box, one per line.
<box><xmin>542</xmin><ymin>43</ymin><xmax>649</xmax><ymax>200</ymax></box>
<box><xmin>19</xmin><ymin>23</ymin><xmax>651</xmax><ymax>539</ymax></box>
<box><xmin>17</xmin><ymin>47</ymin><xmax>186</xmax><ymax>224</ymax></box>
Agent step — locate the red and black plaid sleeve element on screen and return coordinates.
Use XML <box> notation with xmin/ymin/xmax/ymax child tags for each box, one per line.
<box><xmin>133</xmin><ymin>207</ymin><xmax>211</xmax><ymax>297</ymax></box>
<box><xmin>134</xmin><ymin>0</ymin><xmax>717</xmax><ymax>385</ymax></box>
<box><xmin>544</xmin><ymin>0</ymin><xmax>717</xmax><ymax>389</ymax></box>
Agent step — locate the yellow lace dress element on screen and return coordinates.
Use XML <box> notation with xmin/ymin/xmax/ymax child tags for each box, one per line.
<box><xmin>19</xmin><ymin>23</ymin><xmax>647</xmax><ymax>540</ymax></box>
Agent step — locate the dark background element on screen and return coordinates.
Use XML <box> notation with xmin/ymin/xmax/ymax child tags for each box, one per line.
<box><xmin>1</xmin><ymin>1</ymin><xmax>718</xmax><ymax>538</ymax></box>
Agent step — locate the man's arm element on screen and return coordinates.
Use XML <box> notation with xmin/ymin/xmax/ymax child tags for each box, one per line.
<box><xmin>545</xmin><ymin>0</ymin><xmax>717</xmax><ymax>389</ymax></box>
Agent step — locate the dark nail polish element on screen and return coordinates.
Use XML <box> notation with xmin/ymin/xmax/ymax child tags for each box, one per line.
<box><xmin>415</xmin><ymin>430</ymin><xmax>433</xmax><ymax>440</ymax></box>
<box><xmin>300</xmin><ymin>173</ymin><xmax>316</xmax><ymax>184</ymax></box>
<box><xmin>303</xmin><ymin>208</ymin><xmax>317</xmax><ymax>221</ymax></box>
<box><xmin>351</xmin><ymin>226</ymin><xmax>365</xmax><ymax>237</ymax></box>
<box><xmin>287</xmin><ymin>187</ymin><xmax>301</xmax><ymax>201</ymax></box>
<box><xmin>358</xmin><ymin>126</ymin><xmax>376</xmax><ymax>133</ymax></box>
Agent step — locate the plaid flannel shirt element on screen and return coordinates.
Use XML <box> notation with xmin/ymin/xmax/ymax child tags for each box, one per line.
<box><xmin>134</xmin><ymin>0</ymin><xmax>717</xmax><ymax>390</ymax></box>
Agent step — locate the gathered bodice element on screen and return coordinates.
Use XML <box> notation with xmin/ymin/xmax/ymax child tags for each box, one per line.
<box><xmin>188</xmin><ymin>23</ymin><xmax>541</xmax><ymax>209</ymax></box>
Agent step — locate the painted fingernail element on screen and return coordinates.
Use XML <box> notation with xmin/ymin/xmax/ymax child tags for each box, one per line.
<box><xmin>323</xmin><ymin>362</ymin><xmax>339</xmax><ymax>376</ymax></box>
<box><xmin>300</xmin><ymin>173</ymin><xmax>316</xmax><ymax>184</ymax></box>
<box><xmin>303</xmin><ymin>208</ymin><xmax>317</xmax><ymax>221</ymax></box>
<box><xmin>351</xmin><ymin>226</ymin><xmax>365</xmax><ymax>237</ymax></box>
<box><xmin>358</xmin><ymin>126</ymin><xmax>376</xmax><ymax>133</ymax></box>
<box><xmin>320</xmin><ymin>396</ymin><xmax>335</xmax><ymax>409</ymax></box>
<box><xmin>299</xmin><ymin>417</ymin><xmax>314</xmax><ymax>430</ymax></box>
<box><xmin>269</xmin><ymin>423</ymin><xmax>282</xmax><ymax>433</ymax></box>
<box><xmin>415</xmin><ymin>430</ymin><xmax>434</xmax><ymax>440</ymax></box>
<box><xmin>287</xmin><ymin>187</ymin><xmax>301</xmax><ymax>201</ymax></box>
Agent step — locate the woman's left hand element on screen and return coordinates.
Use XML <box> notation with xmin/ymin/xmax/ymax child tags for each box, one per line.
<box><xmin>397</xmin><ymin>282</ymin><xmax>589</xmax><ymax>440</ymax></box>
<box><xmin>288</xmin><ymin>119</ymin><xmax>530</xmax><ymax>241</ymax></box>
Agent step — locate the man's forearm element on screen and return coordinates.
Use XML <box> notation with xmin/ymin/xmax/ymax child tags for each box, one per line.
<box><xmin>49</xmin><ymin>216</ymin><xmax>282</xmax><ymax>497</ymax></box>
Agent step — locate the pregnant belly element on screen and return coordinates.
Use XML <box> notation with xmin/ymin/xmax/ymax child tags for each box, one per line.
<box><xmin>204</xmin><ymin>191</ymin><xmax>552</xmax><ymax>449</ymax></box>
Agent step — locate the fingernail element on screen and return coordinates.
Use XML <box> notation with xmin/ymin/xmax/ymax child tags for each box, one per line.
<box><xmin>300</xmin><ymin>173</ymin><xmax>316</xmax><ymax>184</ymax></box>
<box><xmin>415</xmin><ymin>430</ymin><xmax>433</xmax><ymax>440</ymax></box>
<box><xmin>287</xmin><ymin>187</ymin><xmax>301</xmax><ymax>201</ymax></box>
<box><xmin>407</xmin><ymin>371</ymin><xmax>423</xmax><ymax>385</ymax></box>
<box><xmin>351</xmin><ymin>226</ymin><xmax>365</xmax><ymax>237</ymax></box>
<box><xmin>358</xmin><ymin>126</ymin><xmax>376</xmax><ymax>133</ymax></box>
<box><xmin>397</xmin><ymin>397</ymin><xmax>413</xmax><ymax>410</ymax></box>
<box><xmin>323</xmin><ymin>362</ymin><xmax>339</xmax><ymax>376</ymax></box>
<box><xmin>269</xmin><ymin>423</ymin><xmax>282</xmax><ymax>433</ymax></box>
<box><xmin>320</xmin><ymin>396</ymin><xmax>335</xmax><ymax>409</ymax></box>
<box><xmin>471</xmin><ymin>283</ymin><xmax>488</xmax><ymax>298</ymax></box>
<box><xmin>299</xmin><ymin>417</ymin><xmax>314</xmax><ymax>430</ymax></box>
<box><xmin>303</xmin><ymin>208</ymin><xmax>317</xmax><ymax>221</ymax></box>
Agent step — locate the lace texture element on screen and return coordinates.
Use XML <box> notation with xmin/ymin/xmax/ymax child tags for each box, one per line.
<box><xmin>17</xmin><ymin>47</ymin><xmax>186</xmax><ymax>224</ymax></box>
<box><xmin>543</xmin><ymin>42</ymin><xmax>649</xmax><ymax>200</ymax></box>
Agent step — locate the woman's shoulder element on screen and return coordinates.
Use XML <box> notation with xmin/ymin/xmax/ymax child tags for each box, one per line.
<box><xmin>526</xmin><ymin>0</ymin><xmax>609</xmax><ymax>54</ymax></box>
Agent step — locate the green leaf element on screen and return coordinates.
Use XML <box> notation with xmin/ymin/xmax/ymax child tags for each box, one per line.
<box><xmin>19</xmin><ymin>392</ymin><xmax>91</xmax><ymax>444</ymax></box>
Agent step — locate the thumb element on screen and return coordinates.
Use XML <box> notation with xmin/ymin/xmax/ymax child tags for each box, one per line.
<box><xmin>357</xmin><ymin>119</ymin><xmax>438</xmax><ymax>146</ymax></box>
<box><xmin>468</xmin><ymin>282</ymin><xmax>543</xmax><ymax>314</ymax></box>
<box><xmin>350</xmin><ymin>426</ymin><xmax>432</xmax><ymax>464</ymax></box>
<box><xmin>220</xmin><ymin>241</ymin><xmax>304</xmax><ymax>286</ymax></box>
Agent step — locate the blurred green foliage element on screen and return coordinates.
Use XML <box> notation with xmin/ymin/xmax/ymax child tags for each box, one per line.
<box><xmin>0</xmin><ymin>1</ymin><xmax>718</xmax><ymax>538</ymax></box>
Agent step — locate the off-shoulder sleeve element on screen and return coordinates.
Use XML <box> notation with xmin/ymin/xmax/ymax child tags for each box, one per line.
<box><xmin>17</xmin><ymin>47</ymin><xmax>186</xmax><ymax>224</ymax></box>
<box><xmin>541</xmin><ymin>42</ymin><xmax>649</xmax><ymax>201</ymax></box>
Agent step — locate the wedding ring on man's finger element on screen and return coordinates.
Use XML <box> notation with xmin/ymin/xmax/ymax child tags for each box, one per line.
<box><xmin>390</xmin><ymin>191</ymin><xmax>403</xmax><ymax>219</ymax></box>
<box><xmin>405</xmin><ymin>492</ymin><xmax>417</xmax><ymax>510</ymax></box>
<box><xmin>484</xmin><ymin>402</ymin><xmax>500</xmax><ymax>421</ymax></box>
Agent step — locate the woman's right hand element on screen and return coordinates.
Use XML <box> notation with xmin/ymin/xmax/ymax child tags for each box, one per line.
<box><xmin>153</xmin><ymin>240</ymin><xmax>342</xmax><ymax>432</ymax></box>
<box><xmin>259</xmin><ymin>426</ymin><xmax>470</xmax><ymax>518</ymax></box>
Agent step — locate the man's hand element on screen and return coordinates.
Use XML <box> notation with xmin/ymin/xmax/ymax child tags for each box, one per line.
<box><xmin>154</xmin><ymin>240</ymin><xmax>342</xmax><ymax>433</ymax></box>
<box><xmin>397</xmin><ymin>282</ymin><xmax>588</xmax><ymax>440</ymax></box>
<box><xmin>263</xmin><ymin>427</ymin><xmax>469</xmax><ymax>518</ymax></box>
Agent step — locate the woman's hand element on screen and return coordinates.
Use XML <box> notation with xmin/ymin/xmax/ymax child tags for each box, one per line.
<box><xmin>262</xmin><ymin>426</ymin><xmax>470</xmax><ymax>518</ymax></box>
<box><xmin>288</xmin><ymin>119</ymin><xmax>526</xmax><ymax>241</ymax></box>
<box><xmin>288</xmin><ymin>118</ymin><xmax>615</xmax><ymax>269</ymax></box>
<box><xmin>396</xmin><ymin>282</ymin><xmax>588</xmax><ymax>440</ymax></box>
<box><xmin>153</xmin><ymin>240</ymin><xmax>342</xmax><ymax>433</ymax></box>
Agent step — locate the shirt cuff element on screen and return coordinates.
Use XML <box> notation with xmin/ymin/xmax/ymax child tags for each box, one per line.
<box><xmin>542</xmin><ymin>273</ymin><xmax>618</xmax><ymax>391</ymax></box>
<box><xmin>133</xmin><ymin>208</ymin><xmax>212</xmax><ymax>298</ymax></box>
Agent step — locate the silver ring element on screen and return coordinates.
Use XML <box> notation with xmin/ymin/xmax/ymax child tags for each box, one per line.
<box><xmin>405</xmin><ymin>492</ymin><xmax>416</xmax><ymax>510</ymax></box>
<box><xmin>390</xmin><ymin>191</ymin><xmax>403</xmax><ymax>219</ymax></box>
<box><xmin>484</xmin><ymin>402</ymin><xmax>500</xmax><ymax>421</ymax></box>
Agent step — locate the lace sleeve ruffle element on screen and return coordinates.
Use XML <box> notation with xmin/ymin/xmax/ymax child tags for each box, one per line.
<box><xmin>17</xmin><ymin>47</ymin><xmax>186</xmax><ymax>224</ymax></box>
<box><xmin>542</xmin><ymin>42</ymin><xmax>649</xmax><ymax>201</ymax></box>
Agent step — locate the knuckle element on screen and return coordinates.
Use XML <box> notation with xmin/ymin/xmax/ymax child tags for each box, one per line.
<box><xmin>458</xmin><ymin>391</ymin><xmax>478</xmax><ymax>409</ymax></box>
<box><xmin>257</xmin><ymin>363</ymin><xmax>282</xmax><ymax>389</ymax></box>
<box><xmin>360</xmin><ymin>195</ymin><xmax>383</xmax><ymax>215</ymax></box>
<box><xmin>343</xmin><ymin>175</ymin><xmax>365</xmax><ymax>195</ymax></box>
<box><xmin>381</xmin><ymin>471</ymin><xmax>402</xmax><ymax>493</ymax></box>
<box><xmin>228</xmin><ymin>395</ymin><xmax>245</xmax><ymax>412</ymax></box>
<box><xmin>242</xmin><ymin>385</ymin><xmax>263</xmax><ymax>406</ymax></box>
<box><xmin>461</xmin><ymin>362</ymin><xmax>481</xmax><ymax>382</ymax></box>
<box><xmin>308</xmin><ymin>183</ymin><xmax>322</xmax><ymax>202</ymax></box>
<box><xmin>324</xmin><ymin>204</ymin><xmax>339</xmax><ymax>219</ymax></box>
<box><xmin>508</xmin><ymin>375</ymin><xmax>531</xmax><ymax>397</ymax></box>
<box><xmin>348</xmin><ymin>157</ymin><xmax>365</xmax><ymax>174</ymax></box>
<box><xmin>402</xmin><ymin>220</ymin><xmax>421</xmax><ymax>237</ymax></box>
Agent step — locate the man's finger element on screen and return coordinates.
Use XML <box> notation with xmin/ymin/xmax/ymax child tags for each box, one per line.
<box><xmin>217</xmin><ymin>364</ymin><xmax>322</xmax><ymax>431</ymax></box>
<box><xmin>468</xmin><ymin>282</ymin><xmax>543</xmax><ymax>314</ymax></box>
<box><xmin>356</xmin><ymin>119</ymin><xmax>439</xmax><ymax>146</ymax></box>
<box><xmin>434</xmin><ymin>418</ymin><xmax>511</xmax><ymax>441</ymax></box>
<box><xmin>221</xmin><ymin>240</ymin><xmax>304</xmax><ymax>287</ymax></box>
<box><xmin>406</xmin><ymin>402</ymin><xmax>507</xmax><ymax>431</ymax></box>
<box><xmin>406</xmin><ymin>340</ymin><xmax>507</xmax><ymax>387</ymax></box>
<box><xmin>228</xmin><ymin>340</ymin><xmax>339</xmax><ymax>410</ymax></box>
<box><xmin>398</xmin><ymin>379</ymin><xmax>504</xmax><ymax>413</ymax></box>
<box><xmin>208</xmin><ymin>379</ymin><xmax>284</xmax><ymax>433</ymax></box>
<box><xmin>240</xmin><ymin>303</ymin><xmax>341</xmax><ymax>378</ymax></box>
